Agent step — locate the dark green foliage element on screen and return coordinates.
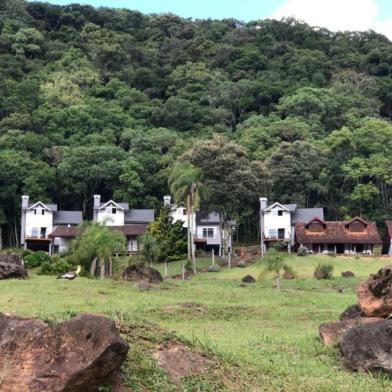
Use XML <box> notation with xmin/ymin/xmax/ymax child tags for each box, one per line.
<box><xmin>147</xmin><ymin>206</ymin><xmax>187</xmax><ymax>262</ymax></box>
<box><xmin>208</xmin><ymin>264</ymin><xmax>220</xmax><ymax>272</ymax></box>
<box><xmin>1</xmin><ymin>1</ymin><xmax>392</xmax><ymax>247</ymax></box>
<box><xmin>297</xmin><ymin>245</ymin><xmax>310</xmax><ymax>257</ymax></box>
<box><xmin>23</xmin><ymin>251</ymin><xmax>51</xmax><ymax>268</ymax></box>
<box><xmin>39</xmin><ymin>255</ymin><xmax>73</xmax><ymax>275</ymax></box>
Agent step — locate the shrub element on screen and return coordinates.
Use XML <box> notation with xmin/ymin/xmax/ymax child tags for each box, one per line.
<box><xmin>297</xmin><ymin>245</ymin><xmax>309</xmax><ymax>256</ymax></box>
<box><xmin>271</xmin><ymin>242</ymin><xmax>287</xmax><ymax>252</ymax></box>
<box><xmin>39</xmin><ymin>255</ymin><xmax>73</xmax><ymax>276</ymax></box>
<box><xmin>314</xmin><ymin>263</ymin><xmax>334</xmax><ymax>279</ymax></box>
<box><xmin>24</xmin><ymin>251</ymin><xmax>51</xmax><ymax>268</ymax></box>
<box><xmin>208</xmin><ymin>264</ymin><xmax>220</xmax><ymax>272</ymax></box>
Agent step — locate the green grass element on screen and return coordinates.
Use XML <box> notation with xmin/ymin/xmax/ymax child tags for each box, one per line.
<box><xmin>1</xmin><ymin>254</ymin><xmax>392</xmax><ymax>391</ymax></box>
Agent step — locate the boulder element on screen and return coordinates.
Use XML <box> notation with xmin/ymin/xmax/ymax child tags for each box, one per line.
<box><xmin>339</xmin><ymin>304</ymin><xmax>363</xmax><ymax>321</ymax></box>
<box><xmin>242</xmin><ymin>275</ymin><xmax>256</xmax><ymax>283</ymax></box>
<box><xmin>0</xmin><ymin>313</ymin><xmax>128</xmax><ymax>392</ymax></box>
<box><xmin>340</xmin><ymin>319</ymin><xmax>392</xmax><ymax>374</ymax></box>
<box><xmin>0</xmin><ymin>253</ymin><xmax>23</xmax><ymax>265</ymax></box>
<box><xmin>123</xmin><ymin>261</ymin><xmax>163</xmax><ymax>283</ymax></box>
<box><xmin>236</xmin><ymin>260</ymin><xmax>247</xmax><ymax>268</ymax></box>
<box><xmin>319</xmin><ymin>317</ymin><xmax>383</xmax><ymax>347</ymax></box>
<box><xmin>342</xmin><ymin>271</ymin><xmax>355</xmax><ymax>278</ymax></box>
<box><xmin>0</xmin><ymin>262</ymin><xmax>27</xmax><ymax>280</ymax></box>
<box><xmin>357</xmin><ymin>266</ymin><xmax>392</xmax><ymax>317</ymax></box>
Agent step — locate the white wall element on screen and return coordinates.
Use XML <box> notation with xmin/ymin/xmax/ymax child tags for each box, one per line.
<box><xmin>170</xmin><ymin>206</ymin><xmax>196</xmax><ymax>234</ymax></box>
<box><xmin>96</xmin><ymin>204</ymin><xmax>125</xmax><ymax>226</ymax></box>
<box><xmin>25</xmin><ymin>207</ymin><xmax>53</xmax><ymax>238</ymax></box>
<box><xmin>53</xmin><ymin>237</ymin><xmax>70</xmax><ymax>254</ymax></box>
<box><xmin>263</xmin><ymin>206</ymin><xmax>291</xmax><ymax>240</ymax></box>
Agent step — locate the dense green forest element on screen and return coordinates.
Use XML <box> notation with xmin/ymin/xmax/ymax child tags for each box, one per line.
<box><xmin>2</xmin><ymin>0</ymin><xmax>392</xmax><ymax>246</ymax></box>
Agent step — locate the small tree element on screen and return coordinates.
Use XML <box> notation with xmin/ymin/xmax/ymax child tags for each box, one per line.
<box><xmin>140</xmin><ymin>234</ymin><xmax>159</xmax><ymax>267</ymax></box>
<box><xmin>258</xmin><ymin>249</ymin><xmax>292</xmax><ymax>289</ymax></box>
<box><xmin>71</xmin><ymin>222</ymin><xmax>126</xmax><ymax>279</ymax></box>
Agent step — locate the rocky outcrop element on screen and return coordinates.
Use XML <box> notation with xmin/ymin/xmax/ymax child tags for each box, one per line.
<box><xmin>319</xmin><ymin>317</ymin><xmax>383</xmax><ymax>347</ymax></box>
<box><xmin>242</xmin><ymin>275</ymin><xmax>256</xmax><ymax>283</ymax></box>
<box><xmin>341</xmin><ymin>271</ymin><xmax>355</xmax><ymax>278</ymax></box>
<box><xmin>123</xmin><ymin>261</ymin><xmax>163</xmax><ymax>283</ymax></box>
<box><xmin>0</xmin><ymin>253</ymin><xmax>23</xmax><ymax>265</ymax></box>
<box><xmin>340</xmin><ymin>319</ymin><xmax>392</xmax><ymax>374</ymax></box>
<box><xmin>357</xmin><ymin>266</ymin><xmax>392</xmax><ymax>317</ymax></box>
<box><xmin>339</xmin><ymin>304</ymin><xmax>363</xmax><ymax>321</ymax></box>
<box><xmin>0</xmin><ymin>313</ymin><xmax>128</xmax><ymax>391</ymax></box>
<box><xmin>0</xmin><ymin>262</ymin><xmax>27</xmax><ymax>280</ymax></box>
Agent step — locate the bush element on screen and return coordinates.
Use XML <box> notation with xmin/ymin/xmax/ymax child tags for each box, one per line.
<box><xmin>24</xmin><ymin>251</ymin><xmax>51</xmax><ymax>268</ymax></box>
<box><xmin>208</xmin><ymin>264</ymin><xmax>220</xmax><ymax>272</ymax></box>
<box><xmin>297</xmin><ymin>245</ymin><xmax>309</xmax><ymax>256</ymax></box>
<box><xmin>39</xmin><ymin>255</ymin><xmax>73</xmax><ymax>276</ymax></box>
<box><xmin>314</xmin><ymin>263</ymin><xmax>334</xmax><ymax>279</ymax></box>
<box><xmin>271</xmin><ymin>242</ymin><xmax>287</xmax><ymax>252</ymax></box>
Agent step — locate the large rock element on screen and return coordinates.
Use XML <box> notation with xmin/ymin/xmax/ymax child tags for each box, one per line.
<box><xmin>319</xmin><ymin>317</ymin><xmax>383</xmax><ymax>347</ymax></box>
<box><xmin>340</xmin><ymin>319</ymin><xmax>392</xmax><ymax>374</ymax></box>
<box><xmin>339</xmin><ymin>304</ymin><xmax>363</xmax><ymax>321</ymax></box>
<box><xmin>357</xmin><ymin>265</ymin><xmax>392</xmax><ymax>317</ymax></box>
<box><xmin>0</xmin><ymin>262</ymin><xmax>27</xmax><ymax>280</ymax></box>
<box><xmin>283</xmin><ymin>269</ymin><xmax>295</xmax><ymax>280</ymax></box>
<box><xmin>123</xmin><ymin>261</ymin><xmax>163</xmax><ymax>283</ymax></box>
<box><xmin>341</xmin><ymin>271</ymin><xmax>355</xmax><ymax>278</ymax></box>
<box><xmin>0</xmin><ymin>253</ymin><xmax>23</xmax><ymax>265</ymax></box>
<box><xmin>0</xmin><ymin>313</ymin><xmax>128</xmax><ymax>391</ymax></box>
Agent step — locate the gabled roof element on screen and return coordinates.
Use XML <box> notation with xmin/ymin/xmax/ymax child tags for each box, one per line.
<box><xmin>295</xmin><ymin>219</ymin><xmax>381</xmax><ymax>244</ymax></box>
<box><xmin>49</xmin><ymin>226</ymin><xmax>81</xmax><ymax>238</ymax></box>
<box><xmin>98</xmin><ymin>200</ymin><xmax>128</xmax><ymax>211</ymax></box>
<box><xmin>346</xmin><ymin>216</ymin><xmax>368</xmax><ymax>228</ymax></box>
<box><xmin>124</xmin><ymin>209</ymin><xmax>154</xmax><ymax>224</ymax></box>
<box><xmin>195</xmin><ymin>211</ymin><xmax>236</xmax><ymax>227</ymax></box>
<box><xmin>265</xmin><ymin>202</ymin><xmax>291</xmax><ymax>212</ymax></box>
<box><xmin>28</xmin><ymin>202</ymin><xmax>57</xmax><ymax>211</ymax></box>
<box><xmin>305</xmin><ymin>217</ymin><xmax>326</xmax><ymax>227</ymax></box>
<box><xmin>293</xmin><ymin>208</ymin><xmax>324</xmax><ymax>224</ymax></box>
<box><xmin>53</xmin><ymin>211</ymin><xmax>83</xmax><ymax>225</ymax></box>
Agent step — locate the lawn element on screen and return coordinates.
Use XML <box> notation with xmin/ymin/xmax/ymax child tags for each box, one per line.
<box><xmin>1</xmin><ymin>254</ymin><xmax>392</xmax><ymax>391</ymax></box>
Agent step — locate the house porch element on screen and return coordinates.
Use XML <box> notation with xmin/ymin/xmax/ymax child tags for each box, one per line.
<box><xmin>301</xmin><ymin>243</ymin><xmax>373</xmax><ymax>255</ymax></box>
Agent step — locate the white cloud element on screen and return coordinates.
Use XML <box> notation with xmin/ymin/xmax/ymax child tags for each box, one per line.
<box><xmin>271</xmin><ymin>0</ymin><xmax>392</xmax><ymax>40</ymax></box>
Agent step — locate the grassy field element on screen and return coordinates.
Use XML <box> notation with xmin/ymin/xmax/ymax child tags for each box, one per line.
<box><xmin>1</xmin><ymin>254</ymin><xmax>392</xmax><ymax>391</ymax></box>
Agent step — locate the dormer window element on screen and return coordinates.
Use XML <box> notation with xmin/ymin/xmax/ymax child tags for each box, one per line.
<box><xmin>278</xmin><ymin>210</ymin><xmax>283</xmax><ymax>216</ymax></box>
<box><xmin>112</xmin><ymin>208</ymin><xmax>117</xmax><ymax>214</ymax></box>
<box><xmin>42</xmin><ymin>210</ymin><xmax>45</xmax><ymax>215</ymax></box>
<box><xmin>34</xmin><ymin>209</ymin><xmax>37</xmax><ymax>215</ymax></box>
<box><xmin>348</xmin><ymin>220</ymin><xmax>366</xmax><ymax>233</ymax></box>
<box><xmin>309</xmin><ymin>221</ymin><xmax>324</xmax><ymax>232</ymax></box>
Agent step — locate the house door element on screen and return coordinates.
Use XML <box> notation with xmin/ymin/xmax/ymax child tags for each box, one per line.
<box><xmin>40</xmin><ymin>227</ymin><xmax>47</xmax><ymax>238</ymax></box>
<box><xmin>278</xmin><ymin>229</ymin><xmax>285</xmax><ymax>239</ymax></box>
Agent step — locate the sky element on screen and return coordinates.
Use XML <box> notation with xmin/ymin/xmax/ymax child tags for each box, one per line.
<box><xmin>36</xmin><ymin>0</ymin><xmax>392</xmax><ymax>39</ymax></box>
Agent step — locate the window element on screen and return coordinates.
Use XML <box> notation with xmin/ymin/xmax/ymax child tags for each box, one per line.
<box><xmin>41</xmin><ymin>209</ymin><xmax>45</xmax><ymax>215</ymax></box>
<box><xmin>34</xmin><ymin>209</ymin><xmax>37</xmax><ymax>215</ymax></box>
<box><xmin>278</xmin><ymin>228</ymin><xmax>285</xmax><ymax>239</ymax></box>
<box><xmin>112</xmin><ymin>208</ymin><xmax>117</xmax><ymax>214</ymax></box>
<box><xmin>278</xmin><ymin>210</ymin><xmax>283</xmax><ymax>216</ymax></box>
<box><xmin>268</xmin><ymin>229</ymin><xmax>277</xmax><ymax>238</ymax></box>
<box><xmin>202</xmin><ymin>228</ymin><xmax>214</xmax><ymax>238</ymax></box>
<box><xmin>183</xmin><ymin>208</ymin><xmax>187</xmax><ymax>215</ymax></box>
<box><xmin>40</xmin><ymin>227</ymin><xmax>46</xmax><ymax>238</ymax></box>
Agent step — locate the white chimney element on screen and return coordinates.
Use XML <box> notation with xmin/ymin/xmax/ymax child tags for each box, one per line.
<box><xmin>164</xmin><ymin>195</ymin><xmax>171</xmax><ymax>206</ymax></box>
<box><xmin>22</xmin><ymin>195</ymin><xmax>29</xmax><ymax>210</ymax></box>
<box><xmin>93</xmin><ymin>195</ymin><xmax>101</xmax><ymax>210</ymax></box>
<box><xmin>260</xmin><ymin>197</ymin><xmax>268</xmax><ymax>211</ymax></box>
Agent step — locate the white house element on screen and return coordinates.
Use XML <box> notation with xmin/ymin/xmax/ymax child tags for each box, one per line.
<box><xmin>93</xmin><ymin>195</ymin><xmax>154</xmax><ymax>253</ymax></box>
<box><xmin>164</xmin><ymin>196</ymin><xmax>234</xmax><ymax>255</ymax></box>
<box><xmin>21</xmin><ymin>195</ymin><xmax>82</xmax><ymax>254</ymax></box>
<box><xmin>259</xmin><ymin>197</ymin><xmax>324</xmax><ymax>253</ymax></box>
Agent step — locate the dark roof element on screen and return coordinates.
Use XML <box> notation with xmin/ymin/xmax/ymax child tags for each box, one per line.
<box><xmin>111</xmin><ymin>225</ymin><xmax>148</xmax><ymax>236</ymax></box>
<box><xmin>49</xmin><ymin>226</ymin><xmax>81</xmax><ymax>238</ymax></box>
<box><xmin>124</xmin><ymin>209</ymin><xmax>154</xmax><ymax>224</ymax></box>
<box><xmin>53</xmin><ymin>211</ymin><xmax>83</xmax><ymax>225</ymax></box>
<box><xmin>196</xmin><ymin>211</ymin><xmax>220</xmax><ymax>225</ymax></box>
<box><xmin>292</xmin><ymin>208</ymin><xmax>324</xmax><ymax>224</ymax></box>
<box><xmin>29</xmin><ymin>202</ymin><xmax>57</xmax><ymax>211</ymax></box>
<box><xmin>295</xmin><ymin>218</ymin><xmax>382</xmax><ymax>244</ymax></box>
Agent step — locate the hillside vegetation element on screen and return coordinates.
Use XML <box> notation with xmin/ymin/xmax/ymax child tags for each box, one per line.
<box><xmin>2</xmin><ymin>1</ymin><xmax>392</xmax><ymax>245</ymax></box>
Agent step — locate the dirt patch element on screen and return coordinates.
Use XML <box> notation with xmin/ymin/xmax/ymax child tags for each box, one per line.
<box><xmin>153</xmin><ymin>342</ymin><xmax>212</xmax><ymax>382</ymax></box>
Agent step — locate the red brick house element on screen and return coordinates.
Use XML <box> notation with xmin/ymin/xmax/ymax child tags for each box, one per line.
<box><xmin>295</xmin><ymin>217</ymin><xmax>382</xmax><ymax>255</ymax></box>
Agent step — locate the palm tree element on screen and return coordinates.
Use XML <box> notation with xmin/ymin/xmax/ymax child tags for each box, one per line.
<box><xmin>71</xmin><ymin>222</ymin><xmax>126</xmax><ymax>279</ymax></box>
<box><xmin>169</xmin><ymin>162</ymin><xmax>204</xmax><ymax>274</ymax></box>
<box><xmin>140</xmin><ymin>234</ymin><xmax>160</xmax><ymax>267</ymax></box>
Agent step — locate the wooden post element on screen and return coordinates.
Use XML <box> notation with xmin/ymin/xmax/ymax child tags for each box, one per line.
<box><xmin>228</xmin><ymin>251</ymin><xmax>231</xmax><ymax>269</ymax></box>
<box><xmin>334</xmin><ymin>245</ymin><xmax>337</xmax><ymax>254</ymax></box>
<box><xmin>212</xmin><ymin>249</ymin><xmax>215</xmax><ymax>266</ymax></box>
<box><xmin>164</xmin><ymin>262</ymin><xmax>168</xmax><ymax>278</ymax></box>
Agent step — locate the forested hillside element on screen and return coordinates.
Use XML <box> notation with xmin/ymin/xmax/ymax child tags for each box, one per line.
<box><xmin>2</xmin><ymin>0</ymin><xmax>392</xmax><ymax>246</ymax></box>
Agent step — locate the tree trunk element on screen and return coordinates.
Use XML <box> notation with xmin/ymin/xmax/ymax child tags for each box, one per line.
<box><xmin>190</xmin><ymin>196</ymin><xmax>196</xmax><ymax>274</ymax></box>
<box><xmin>14</xmin><ymin>219</ymin><xmax>19</xmax><ymax>246</ymax></box>
<box><xmin>0</xmin><ymin>226</ymin><xmax>2</xmax><ymax>250</ymax></box>
<box><xmin>99</xmin><ymin>258</ymin><xmax>105</xmax><ymax>279</ymax></box>
<box><xmin>90</xmin><ymin>257</ymin><xmax>98</xmax><ymax>276</ymax></box>
<box><xmin>181</xmin><ymin>260</ymin><xmax>185</xmax><ymax>280</ymax></box>
<box><xmin>186</xmin><ymin>195</ymin><xmax>191</xmax><ymax>263</ymax></box>
<box><xmin>108</xmin><ymin>257</ymin><xmax>113</xmax><ymax>277</ymax></box>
